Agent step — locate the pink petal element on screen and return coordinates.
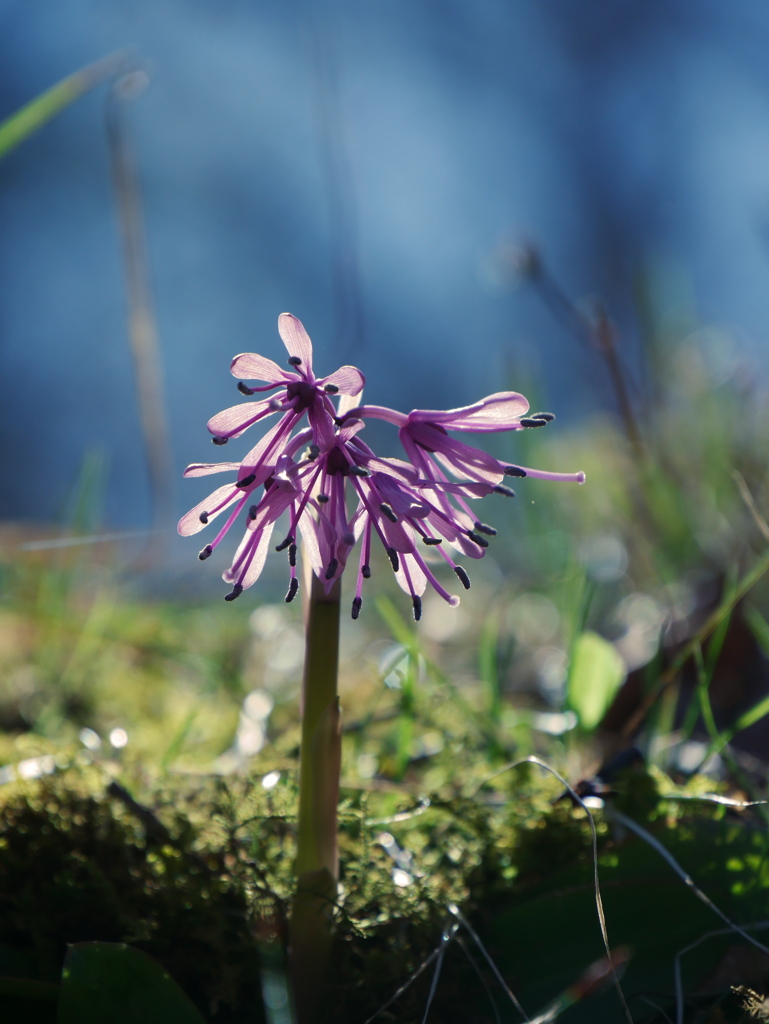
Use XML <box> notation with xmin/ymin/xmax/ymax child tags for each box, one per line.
<box><xmin>223</xmin><ymin>522</ymin><xmax>276</xmax><ymax>589</ymax></box>
<box><xmin>177</xmin><ymin>484</ymin><xmax>239</xmax><ymax>536</ymax></box>
<box><xmin>183</xmin><ymin>462</ymin><xmax>241</xmax><ymax>478</ymax></box>
<box><xmin>408</xmin><ymin>392</ymin><xmax>530</xmax><ymax>432</ymax></box>
<box><xmin>405</xmin><ymin>423</ymin><xmax>504</xmax><ymax>485</ymax></box>
<box><xmin>278</xmin><ymin>313</ymin><xmax>314</xmax><ymax>372</ymax></box>
<box><xmin>230</xmin><ymin>352</ymin><xmax>293</xmax><ymax>383</ymax></box>
<box><xmin>207</xmin><ymin>399</ymin><xmax>276</xmax><ymax>439</ymax></box>
<box><xmin>318</xmin><ymin>365</ymin><xmax>365</xmax><ymax>396</ymax></box>
<box><xmin>394</xmin><ymin>549</ymin><xmax>427</xmax><ymax>597</ymax></box>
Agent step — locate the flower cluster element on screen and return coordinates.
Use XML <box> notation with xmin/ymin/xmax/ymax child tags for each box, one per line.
<box><xmin>179</xmin><ymin>314</ymin><xmax>585</xmax><ymax>619</ymax></box>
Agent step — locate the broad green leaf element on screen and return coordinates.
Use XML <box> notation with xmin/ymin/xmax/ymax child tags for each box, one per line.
<box><xmin>0</xmin><ymin>53</ymin><xmax>125</xmax><ymax>161</ymax></box>
<box><xmin>58</xmin><ymin>943</ymin><xmax>207</xmax><ymax>1024</ymax></box>
<box><xmin>566</xmin><ymin>631</ymin><xmax>625</xmax><ymax>730</ymax></box>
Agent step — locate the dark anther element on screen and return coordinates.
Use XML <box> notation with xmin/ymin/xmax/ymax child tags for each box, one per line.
<box><xmin>343</xmin><ymin>532</ymin><xmax>355</xmax><ymax>546</ymax></box>
<box><xmin>237</xmin><ymin>381</ymin><xmax>256</xmax><ymax>396</ymax></box>
<box><xmin>520</xmin><ymin>417</ymin><xmax>547</xmax><ymax>428</ymax></box>
<box><xmin>325</xmin><ymin>558</ymin><xmax>339</xmax><ymax>580</ymax></box>
<box><xmin>317</xmin><ymin>493</ymin><xmax>329</xmax><ymax>503</ymax></box>
<box><xmin>212</xmin><ymin>436</ymin><xmax>228</xmax><ymax>446</ymax></box>
<box><xmin>362</xmin><ymin>564</ymin><xmax>371</xmax><ymax>579</ymax></box>
<box><xmin>199</xmin><ymin>510</ymin><xmax>209</xmax><ymax>524</ymax></box>
<box><xmin>530</xmin><ymin>411</ymin><xmax>555</xmax><ymax>422</ymax></box>
<box><xmin>504</xmin><ymin>465</ymin><xmax>527</xmax><ymax>478</ymax></box>
<box><xmin>412</xmin><ymin>596</ymin><xmax>422</xmax><ymax>621</ymax></box>
<box><xmin>494</xmin><ymin>485</ymin><xmax>515</xmax><ymax>497</ymax></box>
<box><xmin>453</xmin><ymin>565</ymin><xmax>471</xmax><ymax>590</ymax></box>
<box><xmin>380</xmin><ymin>503</ymin><xmax>398</xmax><ymax>523</ymax></box>
<box><xmin>324</xmin><ymin>383</ymin><xmax>339</xmax><ymax>394</ymax></box>
<box><xmin>474</xmin><ymin>521</ymin><xmax>497</xmax><ymax>536</ymax></box>
<box><xmin>334</xmin><ymin>417</ymin><xmax>344</xmax><ymax>426</ymax></box>
<box><xmin>422</xmin><ymin>536</ymin><xmax>443</xmax><ymax>545</ymax></box>
<box><xmin>307</xmin><ymin>444</ymin><xmax>320</xmax><ymax>461</ymax></box>
<box><xmin>351</xmin><ymin>596</ymin><xmax>362</xmax><ymax>620</ymax></box>
<box><xmin>224</xmin><ymin>583</ymin><xmax>243</xmax><ymax>602</ymax></box>
<box><xmin>288</xmin><ymin>356</ymin><xmax>302</xmax><ymax>366</ymax></box>
<box><xmin>467</xmin><ymin>530</ymin><xmax>490</xmax><ymax>548</ymax></box>
<box><xmin>248</xmin><ymin>505</ymin><xmax>257</xmax><ymax>520</ymax></box>
<box><xmin>349</xmin><ymin>466</ymin><xmax>369</xmax><ymax>476</ymax></box>
<box><xmin>386</xmin><ymin>547</ymin><xmax>399</xmax><ymax>572</ymax></box>
<box><xmin>236</xmin><ymin>473</ymin><xmax>256</xmax><ymax>489</ymax></box>
<box><xmin>288</xmin><ymin>544</ymin><xmax>297</xmax><ymax>567</ymax></box>
<box><xmin>198</xmin><ymin>545</ymin><xmax>213</xmax><ymax>561</ymax></box>
<box><xmin>275</xmin><ymin>534</ymin><xmax>294</xmax><ymax>552</ymax></box>
<box><xmin>285</xmin><ymin>577</ymin><xmax>299</xmax><ymax>603</ymax></box>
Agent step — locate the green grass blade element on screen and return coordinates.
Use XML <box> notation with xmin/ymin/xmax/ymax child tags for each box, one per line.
<box><xmin>0</xmin><ymin>53</ymin><xmax>126</xmax><ymax>160</ymax></box>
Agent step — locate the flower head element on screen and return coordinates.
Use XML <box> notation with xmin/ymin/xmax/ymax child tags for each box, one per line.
<box><xmin>179</xmin><ymin>314</ymin><xmax>585</xmax><ymax>618</ymax></box>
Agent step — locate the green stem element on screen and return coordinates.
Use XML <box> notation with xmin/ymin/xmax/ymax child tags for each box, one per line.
<box><xmin>290</xmin><ymin>573</ymin><xmax>341</xmax><ymax>1023</ymax></box>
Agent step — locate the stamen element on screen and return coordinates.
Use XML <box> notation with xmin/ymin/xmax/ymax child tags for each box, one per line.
<box><xmin>325</xmin><ymin>558</ymin><xmax>339</xmax><ymax>580</ymax></box>
<box><xmin>412</xmin><ymin>596</ymin><xmax>422</xmax><ymax>621</ymax></box>
<box><xmin>474</xmin><ymin>521</ymin><xmax>497</xmax><ymax>536</ymax></box>
<box><xmin>275</xmin><ymin>534</ymin><xmax>294</xmax><ymax>552</ymax></box>
<box><xmin>467</xmin><ymin>530</ymin><xmax>490</xmax><ymax>548</ymax></box>
<box><xmin>324</xmin><ymin>383</ymin><xmax>339</xmax><ymax>394</ymax></box>
<box><xmin>380</xmin><ymin>502</ymin><xmax>398</xmax><ymax>523</ymax></box>
<box><xmin>285</xmin><ymin>577</ymin><xmax>299</xmax><ymax>603</ymax></box>
<box><xmin>248</xmin><ymin>505</ymin><xmax>258</xmax><ymax>520</ymax></box>
<box><xmin>504</xmin><ymin>466</ymin><xmax>527</xmax><ymax>478</ymax></box>
<box><xmin>520</xmin><ymin>417</ymin><xmax>548</xmax><ymax>428</ymax></box>
<box><xmin>386</xmin><ymin>547</ymin><xmax>399</xmax><ymax>572</ymax></box>
<box><xmin>288</xmin><ymin>356</ymin><xmax>302</xmax><ymax>366</ymax></box>
<box><xmin>236</xmin><ymin>473</ymin><xmax>256</xmax><ymax>489</ymax></box>
<box><xmin>199</xmin><ymin>510</ymin><xmax>209</xmax><ymax>524</ymax></box>
<box><xmin>212</xmin><ymin>436</ymin><xmax>228</xmax><ymax>446</ymax></box>
<box><xmin>494</xmin><ymin>485</ymin><xmax>515</xmax><ymax>497</ymax></box>
<box><xmin>453</xmin><ymin>565</ymin><xmax>471</xmax><ymax>589</ymax></box>
<box><xmin>237</xmin><ymin>381</ymin><xmax>256</xmax><ymax>396</ymax></box>
<box><xmin>422</xmin><ymin>537</ymin><xmax>443</xmax><ymax>545</ymax></box>
<box><xmin>307</xmin><ymin>444</ymin><xmax>320</xmax><ymax>461</ymax></box>
<box><xmin>342</xmin><ymin>532</ymin><xmax>355</xmax><ymax>546</ymax></box>
<box><xmin>531</xmin><ymin>411</ymin><xmax>555</xmax><ymax>422</ymax></box>
<box><xmin>224</xmin><ymin>583</ymin><xmax>243</xmax><ymax>602</ymax></box>
<box><xmin>288</xmin><ymin>544</ymin><xmax>297</xmax><ymax>567</ymax></box>
<box><xmin>362</xmin><ymin>564</ymin><xmax>371</xmax><ymax>579</ymax></box>
<box><xmin>348</xmin><ymin>466</ymin><xmax>369</xmax><ymax>477</ymax></box>
<box><xmin>198</xmin><ymin>545</ymin><xmax>213</xmax><ymax>561</ymax></box>
<box><xmin>351</xmin><ymin>596</ymin><xmax>362</xmax><ymax>620</ymax></box>
<box><xmin>269</xmin><ymin>398</ymin><xmax>283</xmax><ymax>412</ymax></box>
<box><xmin>317</xmin><ymin>493</ymin><xmax>329</xmax><ymax>503</ymax></box>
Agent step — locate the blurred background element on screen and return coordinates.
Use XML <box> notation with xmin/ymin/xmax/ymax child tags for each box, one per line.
<box><xmin>3</xmin><ymin>0</ymin><xmax>769</xmax><ymax>531</ymax></box>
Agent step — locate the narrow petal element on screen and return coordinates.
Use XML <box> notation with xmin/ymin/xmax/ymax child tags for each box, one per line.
<box><xmin>177</xmin><ymin>484</ymin><xmax>239</xmax><ymax>536</ymax></box>
<box><xmin>207</xmin><ymin>399</ymin><xmax>277</xmax><ymax>439</ymax></box>
<box><xmin>278</xmin><ymin>313</ymin><xmax>314</xmax><ymax>372</ymax></box>
<box><xmin>230</xmin><ymin>351</ymin><xmax>294</xmax><ymax>383</ymax></box>
<box><xmin>337</xmin><ymin>391</ymin><xmax>364</xmax><ymax>418</ymax></box>
<box><xmin>318</xmin><ymin>365</ymin><xmax>365</xmax><ymax>396</ymax></box>
<box><xmin>223</xmin><ymin>522</ymin><xmax>276</xmax><ymax>589</ymax></box>
<box><xmin>405</xmin><ymin>423</ymin><xmax>504</xmax><ymax>485</ymax></box>
<box><xmin>408</xmin><ymin>392</ymin><xmax>530</xmax><ymax>432</ymax></box>
<box><xmin>183</xmin><ymin>461</ymin><xmax>241</xmax><ymax>478</ymax></box>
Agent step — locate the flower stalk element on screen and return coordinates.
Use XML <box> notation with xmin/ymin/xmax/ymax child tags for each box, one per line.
<box><xmin>290</xmin><ymin>572</ymin><xmax>341</xmax><ymax>1024</ymax></box>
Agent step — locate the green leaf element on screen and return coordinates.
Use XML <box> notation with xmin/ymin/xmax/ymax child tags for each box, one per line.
<box><xmin>566</xmin><ymin>631</ymin><xmax>625</xmax><ymax>731</ymax></box>
<box><xmin>58</xmin><ymin>943</ymin><xmax>208</xmax><ymax>1024</ymax></box>
<box><xmin>0</xmin><ymin>54</ymin><xmax>125</xmax><ymax>161</ymax></box>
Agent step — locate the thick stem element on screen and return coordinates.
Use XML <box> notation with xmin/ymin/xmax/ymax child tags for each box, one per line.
<box><xmin>290</xmin><ymin>572</ymin><xmax>341</xmax><ymax>1024</ymax></box>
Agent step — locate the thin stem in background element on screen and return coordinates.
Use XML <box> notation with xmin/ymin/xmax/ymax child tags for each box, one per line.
<box><xmin>107</xmin><ymin>74</ymin><xmax>174</xmax><ymax>537</ymax></box>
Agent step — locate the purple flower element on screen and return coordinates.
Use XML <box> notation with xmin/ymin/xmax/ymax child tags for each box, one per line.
<box><xmin>179</xmin><ymin>316</ymin><xmax>585</xmax><ymax>618</ymax></box>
